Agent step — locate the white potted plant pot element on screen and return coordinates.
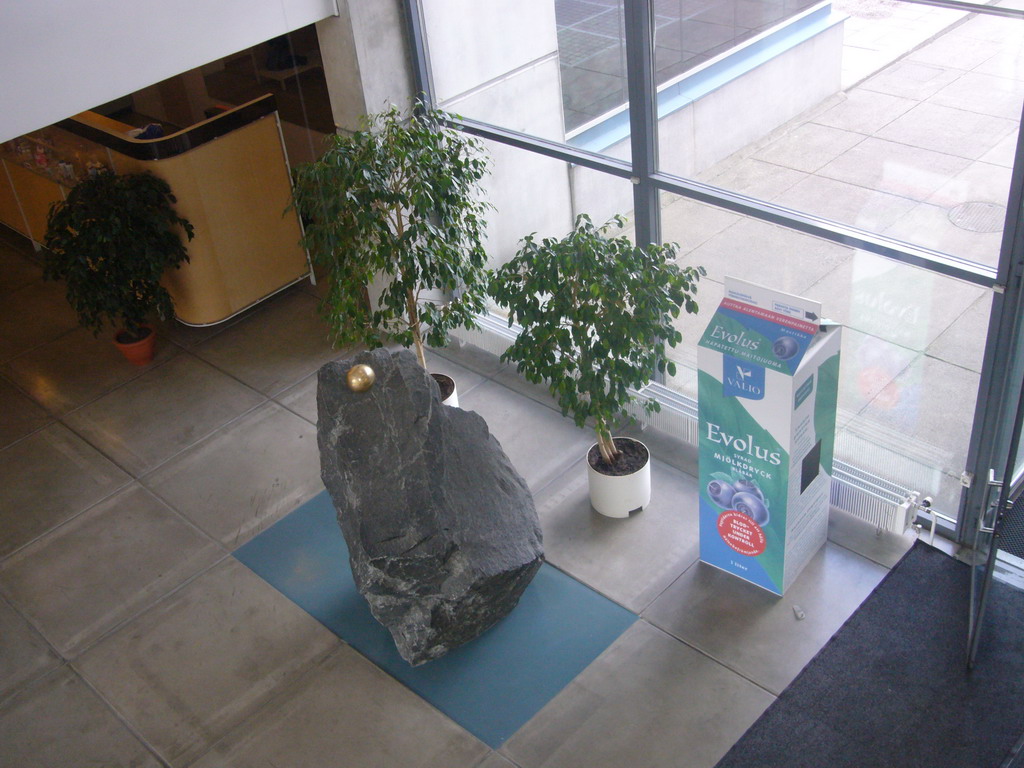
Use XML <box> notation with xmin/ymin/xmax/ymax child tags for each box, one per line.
<box><xmin>586</xmin><ymin>437</ymin><xmax>651</xmax><ymax>518</ymax></box>
<box><xmin>432</xmin><ymin>372</ymin><xmax>459</xmax><ymax>407</ymax></box>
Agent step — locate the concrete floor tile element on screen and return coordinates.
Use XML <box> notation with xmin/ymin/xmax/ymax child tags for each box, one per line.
<box><xmin>0</xmin><ymin>281</ymin><xmax>80</xmax><ymax>362</ymax></box>
<box><xmin>0</xmin><ymin>597</ymin><xmax>60</xmax><ymax>701</ymax></box>
<box><xmin>76</xmin><ymin>558</ymin><xmax>339</xmax><ymax>767</ymax></box>
<box><xmin>503</xmin><ymin>621</ymin><xmax>775</xmax><ymax>768</ymax></box>
<box><xmin>276</xmin><ymin>370</ymin><xmax>318</xmax><ymax>423</ymax></box>
<box><xmin>645</xmin><ymin>543</ymin><xmax>888</xmax><ymax>694</ymax></box>
<box><xmin>816</xmin><ymin>137</ymin><xmax>971</xmax><ymax>202</ymax></box>
<box><xmin>0</xmin><ymin>249</ymin><xmax>41</xmax><ymax>297</ymax></box>
<box><xmin>423</xmin><ymin>349</ymin><xmax>488</xmax><ymax>400</ymax></box>
<box><xmin>753</xmin><ymin>123</ymin><xmax>866</xmax><ymax>174</ymax></box>
<box><xmin>2</xmin><ymin>326</ymin><xmax>180</xmax><ymax>415</ymax></box>
<box><xmin>828</xmin><ymin>509</ymin><xmax>918</xmax><ymax>569</ymax></box>
<box><xmin>143</xmin><ymin>402</ymin><xmax>322</xmax><ymax>548</ymax></box>
<box><xmin>63</xmin><ymin>354</ymin><xmax>266</xmax><ymax>476</ymax></box>
<box><xmin>0</xmin><ymin>484</ymin><xmax>221</xmax><ymax>657</ymax></box>
<box><xmin>0</xmin><ymin>666</ymin><xmax>161</xmax><ymax>767</ymax></box>
<box><xmin>534</xmin><ymin>457</ymin><xmax>700</xmax><ymax>612</ymax></box>
<box><xmin>459</xmin><ymin>380</ymin><xmax>594</xmax><ymax>494</ymax></box>
<box><xmin>478</xmin><ymin>753</ymin><xmax>521</xmax><ymax>768</ymax></box>
<box><xmin>194</xmin><ymin>290</ymin><xmax>347</xmax><ymax>396</ymax></box>
<box><xmin>0</xmin><ymin>376</ymin><xmax>49</xmax><ymax>449</ymax></box>
<box><xmin>0</xmin><ymin>424</ymin><xmax>130</xmax><ymax>558</ymax></box>
<box><xmin>875</xmin><ymin>101</ymin><xmax>1018</xmax><ymax>161</ymax></box>
<box><xmin>192</xmin><ymin>645</ymin><xmax>488</xmax><ymax>768</ymax></box>
<box><xmin>428</xmin><ymin>338</ymin><xmax>506</xmax><ymax>377</ymax></box>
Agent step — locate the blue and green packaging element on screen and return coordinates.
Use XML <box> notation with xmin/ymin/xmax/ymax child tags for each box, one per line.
<box><xmin>698</xmin><ymin>277</ymin><xmax>841</xmax><ymax>595</ymax></box>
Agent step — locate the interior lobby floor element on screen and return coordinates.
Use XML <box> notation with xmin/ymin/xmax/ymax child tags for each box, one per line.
<box><xmin>0</xmin><ymin>231</ymin><xmax>919</xmax><ymax>767</ymax></box>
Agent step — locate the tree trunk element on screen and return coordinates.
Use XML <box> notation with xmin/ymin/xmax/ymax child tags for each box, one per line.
<box><xmin>407</xmin><ymin>288</ymin><xmax>427</xmax><ymax>369</ymax></box>
<box><xmin>596</xmin><ymin>428</ymin><xmax>620</xmax><ymax>465</ymax></box>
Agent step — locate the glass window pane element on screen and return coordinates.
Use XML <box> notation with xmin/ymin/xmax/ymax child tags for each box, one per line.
<box><xmin>655</xmin><ymin>0</ymin><xmax>1023</xmax><ymax>266</ymax></box>
<box><xmin>661</xmin><ymin>193</ymin><xmax>992</xmax><ymax>518</ymax></box>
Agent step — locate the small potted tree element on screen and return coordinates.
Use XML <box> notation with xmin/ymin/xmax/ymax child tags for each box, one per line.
<box><xmin>290</xmin><ymin>104</ymin><xmax>491</xmax><ymax>406</ymax></box>
<box><xmin>43</xmin><ymin>171</ymin><xmax>193</xmax><ymax>365</ymax></box>
<box><xmin>490</xmin><ymin>214</ymin><xmax>704</xmax><ymax>518</ymax></box>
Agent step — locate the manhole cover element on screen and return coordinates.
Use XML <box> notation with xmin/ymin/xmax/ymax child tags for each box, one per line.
<box><xmin>948</xmin><ymin>201</ymin><xmax>1006</xmax><ymax>233</ymax></box>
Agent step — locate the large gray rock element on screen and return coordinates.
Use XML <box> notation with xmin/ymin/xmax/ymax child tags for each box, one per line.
<box><xmin>317</xmin><ymin>349</ymin><xmax>543</xmax><ymax>665</ymax></box>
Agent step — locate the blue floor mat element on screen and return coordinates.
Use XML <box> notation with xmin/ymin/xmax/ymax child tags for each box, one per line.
<box><xmin>233</xmin><ymin>491</ymin><xmax>637</xmax><ymax>748</ymax></box>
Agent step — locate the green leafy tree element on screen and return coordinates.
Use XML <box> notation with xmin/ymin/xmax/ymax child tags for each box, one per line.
<box><xmin>290</xmin><ymin>104</ymin><xmax>491</xmax><ymax>367</ymax></box>
<box><xmin>43</xmin><ymin>172</ymin><xmax>193</xmax><ymax>342</ymax></box>
<box><xmin>490</xmin><ymin>214</ymin><xmax>704</xmax><ymax>464</ymax></box>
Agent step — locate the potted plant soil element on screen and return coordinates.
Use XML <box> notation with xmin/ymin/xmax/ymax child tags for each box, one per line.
<box><xmin>490</xmin><ymin>214</ymin><xmax>704</xmax><ymax>517</ymax></box>
<box><xmin>43</xmin><ymin>171</ymin><xmax>193</xmax><ymax>365</ymax></box>
<box><xmin>290</xmin><ymin>103</ymin><xmax>491</xmax><ymax>406</ymax></box>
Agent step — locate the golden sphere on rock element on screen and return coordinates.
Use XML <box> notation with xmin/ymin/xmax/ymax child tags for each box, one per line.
<box><xmin>346</xmin><ymin>363</ymin><xmax>376</xmax><ymax>392</ymax></box>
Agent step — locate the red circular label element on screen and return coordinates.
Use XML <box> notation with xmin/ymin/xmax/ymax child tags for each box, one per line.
<box><xmin>717</xmin><ymin>511</ymin><xmax>767</xmax><ymax>556</ymax></box>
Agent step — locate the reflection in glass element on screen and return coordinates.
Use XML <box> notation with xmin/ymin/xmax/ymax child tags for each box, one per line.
<box><xmin>657</xmin><ymin>0</ymin><xmax>1022</xmax><ymax>266</ymax></box>
<box><xmin>661</xmin><ymin>196</ymin><xmax>991</xmax><ymax>517</ymax></box>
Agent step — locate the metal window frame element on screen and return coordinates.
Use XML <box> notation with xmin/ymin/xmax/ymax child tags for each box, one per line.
<box><xmin>403</xmin><ymin>0</ymin><xmax>1024</xmax><ymax>545</ymax></box>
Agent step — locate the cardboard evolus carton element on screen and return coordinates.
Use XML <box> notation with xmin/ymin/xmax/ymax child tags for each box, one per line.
<box><xmin>698</xmin><ymin>277</ymin><xmax>842</xmax><ymax>595</ymax></box>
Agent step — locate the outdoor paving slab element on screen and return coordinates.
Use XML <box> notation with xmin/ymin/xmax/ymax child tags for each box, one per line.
<box><xmin>753</xmin><ymin>122</ymin><xmax>866</xmax><ymax>174</ymax></box>
<box><xmin>773</xmin><ymin>173</ymin><xmax>919</xmax><ymax>234</ymax></box>
<box><xmin>885</xmin><ymin>201</ymin><xmax>1003</xmax><ymax>268</ymax></box>
<box><xmin>681</xmin><ymin>215</ymin><xmax>853</xmax><ymax>296</ymax></box>
<box><xmin>929</xmin><ymin>70</ymin><xmax>1024</xmax><ymax>121</ymax></box>
<box><xmin>812</xmin><ymin>87</ymin><xmax>918</xmax><ymax>135</ymax></box>
<box><xmin>801</xmin><ymin>252</ymin><xmax>986</xmax><ymax>351</ymax></box>
<box><xmin>875</xmin><ymin>101</ymin><xmax>1018</xmax><ymax>161</ymax></box>
<box><xmin>926</xmin><ymin>293</ymin><xmax>992</xmax><ymax>374</ymax></box>
<box><xmin>905</xmin><ymin>30</ymin><xmax>1000</xmax><ymax>71</ymax></box>
<box><xmin>859</xmin><ymin>59</ymin><xmax>962</xmax><ymax>100</ymax></box>
<box><xmin>816</xmin><ymin>137</ymin><xmax>971</xmax><ymax>202</ymax></box>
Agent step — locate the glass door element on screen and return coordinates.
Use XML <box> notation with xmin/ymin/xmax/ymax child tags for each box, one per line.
<box><xmin>968</xmin><ymin>376</ymin><xmax>1024</xmax><ymax>667</ymax></box>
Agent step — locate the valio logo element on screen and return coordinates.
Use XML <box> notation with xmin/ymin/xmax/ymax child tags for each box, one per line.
<box><xmin>723</xmin><ymin>355</ymin><xmax>764</xmax><ymax>400</ymax></box>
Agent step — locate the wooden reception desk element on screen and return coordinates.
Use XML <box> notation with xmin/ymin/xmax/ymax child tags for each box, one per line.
<box><xmin>0</xmin><ymin>96</ymin><xmax>310</xmax><ymax>325</ymax></box>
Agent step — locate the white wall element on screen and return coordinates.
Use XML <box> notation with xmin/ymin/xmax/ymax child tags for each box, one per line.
<box><xmin>0</xmin><ymin>0</ymin><xmax>338</xmax><ymax>143</ymax></box>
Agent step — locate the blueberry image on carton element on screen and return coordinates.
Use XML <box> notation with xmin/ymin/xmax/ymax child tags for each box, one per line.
<box><xmin>732</xmin><ymin>491</ymin><xmax>770</xmax><ymax>526</ymax></box>
<box><xmin>707</xmin><ymin>479</ymin><xmax>736</xmax><ymax>508</ymax></box>
<box><xmin>773</xmin><ymin>336</ymin><xmax>799</xmax><ymax>361</ymax></box>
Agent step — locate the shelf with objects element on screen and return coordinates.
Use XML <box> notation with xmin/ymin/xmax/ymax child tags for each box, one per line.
<box><xmin>0</xmin><ymin>94</ymin><xmax>312</xmax><ymax>326</ymax></box>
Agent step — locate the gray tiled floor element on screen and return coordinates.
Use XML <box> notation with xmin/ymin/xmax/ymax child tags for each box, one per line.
<box><xmin>0</xmin><ymin>232</ymin><xmax>916</xmax><ymax>767</ymax></box>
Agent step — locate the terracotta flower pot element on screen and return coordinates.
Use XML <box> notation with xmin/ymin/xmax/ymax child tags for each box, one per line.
<box><xmin>113</xmin><ymin>325</ymin><xmax>156</xmax><ymax>366</ymax></box>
